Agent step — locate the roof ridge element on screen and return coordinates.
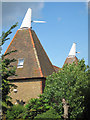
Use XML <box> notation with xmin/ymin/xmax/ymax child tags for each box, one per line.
<box><xmin>29</xmin><ymin>29</ymin><xmax>43</xmax><ymax>77</ymax></box>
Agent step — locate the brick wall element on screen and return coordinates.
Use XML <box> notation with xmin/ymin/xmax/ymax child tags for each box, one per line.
<box><xmin>9</xmin><ymin>78</ymin><xmax>45</xmax><ymax>104</ymax></box>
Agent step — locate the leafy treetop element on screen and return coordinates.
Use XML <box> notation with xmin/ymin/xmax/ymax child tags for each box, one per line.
<box><xmin>43</xmin><ymin>59</ymin><xmax>89</xmax><ymax>119</ymax></box>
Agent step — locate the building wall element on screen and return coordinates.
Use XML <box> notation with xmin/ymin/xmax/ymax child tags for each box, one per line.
<box><xmin>9</xmin><ymin>78</ymin><xmax>45</xmax><ymax>104</ymax></box>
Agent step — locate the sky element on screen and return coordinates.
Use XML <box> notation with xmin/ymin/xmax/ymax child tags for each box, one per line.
<box><xmin>1</xmin><ymin>2</ymin><xmax>88</xmax><ymax>67</ymax></box>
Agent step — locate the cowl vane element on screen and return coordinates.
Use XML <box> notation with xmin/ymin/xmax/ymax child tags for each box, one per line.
<box><xmin>68</xmin><ymin>43</ymin><xmax>80</xmax><ymax>58</ymax></box>
<box><xmin>20</xmin><ymin>8</ymin><xmax>46</xmax><ymax>29</ymax></box>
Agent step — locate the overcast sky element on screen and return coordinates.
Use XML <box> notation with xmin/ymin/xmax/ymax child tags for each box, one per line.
<box><xmin>1</xmin><ymin>2</ymin><xmax>89</xmax><ymax>67</ymax></box>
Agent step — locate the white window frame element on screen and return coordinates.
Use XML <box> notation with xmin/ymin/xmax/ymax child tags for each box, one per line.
<box><xmin>17</xmin><ymin>58</ymin><xmax>24</xmax><ymax>68</ymax></box>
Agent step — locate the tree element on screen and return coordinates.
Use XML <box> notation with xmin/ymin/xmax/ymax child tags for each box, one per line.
<box><xmin>83</xmin><ymin>68</ymin><xmax>90</xmax><ymax>120</ymax></box>
<box><xmin>0</xmin><ymin>23</ymin><xmax>18</xmax><ymax>113</ymax></box>
<box><xmin>43</xmin><ymin>59</ymin><xmax>89</xmax><ymax>119</ymax></box>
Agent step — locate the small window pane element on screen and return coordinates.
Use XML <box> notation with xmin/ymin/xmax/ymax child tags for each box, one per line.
<box><xmin>17</xmin><ymin>59</ymin><xmax>24</xmax><ymax>68</ymax></box>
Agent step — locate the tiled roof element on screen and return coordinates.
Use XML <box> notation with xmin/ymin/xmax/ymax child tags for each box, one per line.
<box><xmin>63</xmin><ymin>56</ymin><xmax>78</xmax><ymax>66</ymax></box>
<box><xmin>53</xmin><ymin>65</ymin><xmax>60</xmax><ymax>72</ymax></box>
<box><xmin>5</xmin><ymin>28</ymin><xmax>55</xmax><ymax>79</ymax></box>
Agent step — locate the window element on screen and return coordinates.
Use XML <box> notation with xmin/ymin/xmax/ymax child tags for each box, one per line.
<box><xmin>17</xmin><ymin>59</ymin><xmax>24</xmax><ymax>68</ymax></box>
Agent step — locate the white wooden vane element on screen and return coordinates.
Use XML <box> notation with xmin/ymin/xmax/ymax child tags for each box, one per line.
<box><xmin>20</xmin><ymin>8</ymin><xmax>46</xmax><ymax>29</ymax></box>
<box><xmin>68</xmin><ymin>43</ymin><xmax>80</xmax><ymax>58</ymax></box>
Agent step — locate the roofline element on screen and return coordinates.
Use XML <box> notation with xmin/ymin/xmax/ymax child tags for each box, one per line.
<box><xmin>53</xmin><ymin>65</ymin><xmax>60</xmax><ymax>69</ymax></box>
<box><xmin>8</xmin><ymin>77</ymin><xmax>46</xmax><ymax>81</ymax></box>
<box><xmin>4</xmin><ymin>30</ymin><xmax>19</xmax><ymax>55</ymax></box>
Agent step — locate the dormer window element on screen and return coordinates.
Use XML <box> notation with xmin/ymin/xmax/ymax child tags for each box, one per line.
<box><xmin>17</xmin><ymin>59</ymin><xmax>24</xmax><ymax>68</ymax></box>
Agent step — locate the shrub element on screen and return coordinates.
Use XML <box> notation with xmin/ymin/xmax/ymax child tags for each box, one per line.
<box><xmin>23</xmin><ymin>95</ymin><xmax>51</xmax><ymax>119</ymax></box>
<box><xmin>35</xmin><ymin>107</ymin><xmax>61</xmax><ymax>119</ymax></box>
<box><xmin>6</xmin><ymin>104</ymin><xmax>26</xmax><ymax>119</ymax></box>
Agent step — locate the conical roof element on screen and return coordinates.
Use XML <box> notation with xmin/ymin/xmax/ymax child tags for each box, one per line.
<box><xmin>64</xmin><ymin>56</ymin><xmax>78</xmax><ymax>65</ymax></box>
<box><xmin>5</xmin><ymin>28</ymin><xmax>55</xmax><ymax>79</ymax></box>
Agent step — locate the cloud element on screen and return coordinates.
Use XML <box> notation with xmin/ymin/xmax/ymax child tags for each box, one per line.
<box><xmin>2</xmin><ymin>2</ymin><xmax>44</xmax><ymax>29</ymax></box>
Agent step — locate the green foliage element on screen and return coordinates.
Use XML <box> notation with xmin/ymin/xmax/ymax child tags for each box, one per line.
<box><xmin>23</xmin><ymin>95</ymin><xmax>51</xmax><ymax>119</ymax></box>
<box><xmin>35</xmin><ymin>107</ymin><xmax>61</xmax><ymax>119</ymax></box>
<box><xmin>43</xmin><ymin>59</ymin><xmax>89</xmax><ymax>119</ymax></box>
<box><xmin>0</xmin><ymin>23</ymin><xmax>18</xmax><ymax>113</ymax></box>
<box><xmin>6</xmin><ymin>104</ymin><xmax>26</xmax><ymax>120</ymax></box>
<box><xmin>82</xmin><ymin>69</ymin><xmax>90</xmax><ymax>120</ymax></box>
<box><xmin>0</xmin><ymin>22</ymin><xmax>18</xmax><ymax>46</ymax></box>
